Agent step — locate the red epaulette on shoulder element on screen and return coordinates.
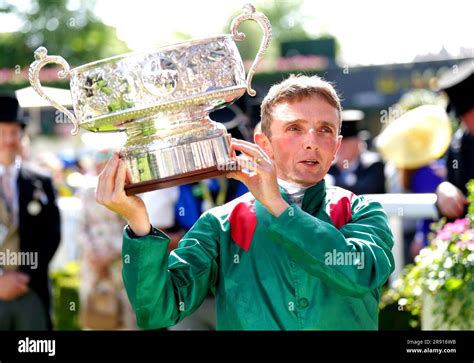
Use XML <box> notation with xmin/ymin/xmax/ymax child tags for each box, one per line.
<box><xmin>325</xmin><ymin>187</ymin><xmax>355</xmax><ymax>229</ymax></box>
<box><xmin>228</xmin><ymin>198</ymin><xmax>257</xmax><ymax>251</ymax></box>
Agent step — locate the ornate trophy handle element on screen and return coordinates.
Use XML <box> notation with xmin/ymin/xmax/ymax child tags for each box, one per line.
<box><xmin>231</xmin><ymin>3</ymin><xmax>272</xmax><ymax>97</ymax></box>
<box><xmin>29</xmin><ymin>46</ymin><xmax>79</xmax><ymax>135</ymax></box>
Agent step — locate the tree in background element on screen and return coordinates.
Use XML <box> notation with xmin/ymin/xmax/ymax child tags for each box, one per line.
<box><xmin>0</xmin><ymin>0</ymin><xmax>129</xmax><ymax>69</ymax></box>
<box><xmin>224</xmin><ymin>0</ymin><xmax>313</xmax><ymax>61</ymax></box>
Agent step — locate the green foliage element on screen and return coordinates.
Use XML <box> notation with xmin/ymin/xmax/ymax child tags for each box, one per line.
<box><xmin>224</xmin><ymin>0</ymin><xmax>314</xmax><ymax>60</ymax></box>
<box><xmin>253</xmin><ymin>69</ymin><xmax>323</xmax><ymax>87</ymax></box>
<box><xmin>0</xmin><ymin>0</ymin><xmax>129</xmax><ymax>68</ymax></box>
<box><xmin>381</xmin><ymin>179</ymin><xmax>474</xmax><ymax>329</ymax></box>
<box><xmin>50</xmin><ymin>261</ymin><xmax>81</xmax><ymax>330</ymax></box>
<box><xmin>395</xmin><ymin>89</ymin><xmax>444</xmax><ymax>112</ymax></box>
<box><xmin>0</xmin><ymin>79</ymin><xmax>68</xmax><ymax>91</ymax></box>
<box><xmin>468</xmin><ymin>179</ymin><xmax>474</xmax><ymax>225</ymax></box>
<box><xmin>378</xmin><ymin>288</ymin><xmax>420</xmax><ymax>330</ymax></box>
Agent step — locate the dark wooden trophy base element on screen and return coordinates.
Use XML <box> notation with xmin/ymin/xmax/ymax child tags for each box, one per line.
<box><xmin>124</xmin><ymin>162</ymin><xmax>236</xmax><ymax>195</ymax></box>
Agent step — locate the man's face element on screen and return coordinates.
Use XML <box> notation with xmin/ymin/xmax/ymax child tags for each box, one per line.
<box><xmin>257</xmin><ymin>96</ymin><xmax>342</xmax><ymax>187</ymax></box>
<box><xmin>0</xmin><ymin>122</ymin><xmax>22</xmax><ymax>165</ymax></box>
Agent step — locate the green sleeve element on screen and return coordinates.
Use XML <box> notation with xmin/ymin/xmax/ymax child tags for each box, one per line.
<box><xmin>265</xmin><ymin>196</ymin><xmax>394</xmax><ymax>297</ymax></box>
<box><xmin>122</xmin><ymin>212</ymin><xmax>219</xmax><ymax>329</ymax></box>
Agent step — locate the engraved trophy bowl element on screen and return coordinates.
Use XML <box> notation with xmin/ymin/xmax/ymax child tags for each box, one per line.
<box><xmin>29</xmin><ymin>3</ymin><xmax>271</xmax><ymax>194</ymax></box>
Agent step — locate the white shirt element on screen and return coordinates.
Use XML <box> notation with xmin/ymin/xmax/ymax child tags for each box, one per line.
<box><xmin>277</xmin><ymin>178</ymin><xmax>311</xmax><ymax>207</ymax></box>
<box><xmin>141</xmin><ymin>187</ymin><xmax>180</xmax><ymax>229</ymax></box>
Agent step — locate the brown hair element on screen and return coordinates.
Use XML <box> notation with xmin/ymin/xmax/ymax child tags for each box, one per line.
<box><xmin>260</xmin><ymin>74</ymin><xmax>342</xmax><ymax>137</ymax></box>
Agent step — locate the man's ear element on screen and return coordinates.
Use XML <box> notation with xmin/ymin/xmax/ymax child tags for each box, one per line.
<box><xmin>254</xmin><ymin>132</ymin><xmax>273</xmax><ymax>159</ymax></box>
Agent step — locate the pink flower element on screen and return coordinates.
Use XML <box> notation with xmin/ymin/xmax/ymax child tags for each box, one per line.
<box><xmin>436</xmin><ymin>218</ymin><xmax>470</xmax><ymax>240</ymax></box>
<box><xmin>436</xmin><ymin>229</ymin><xmax>452</xmax><ymax>241</ymax></box>
<box><xmin>456</xmin><ymin>239</ymin><xmax>473</xmax><ymax>248</ymax></box>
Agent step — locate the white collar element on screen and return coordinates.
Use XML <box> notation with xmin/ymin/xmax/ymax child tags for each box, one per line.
<box><xmin>0</xmin><ymin>156</ymin><xmax>21</xmax><ymax>176</ymax></box>
<box><xmin>277</xmin><ymin>178</ymin><xmax>311</xmax><ymax>195</ymax></box>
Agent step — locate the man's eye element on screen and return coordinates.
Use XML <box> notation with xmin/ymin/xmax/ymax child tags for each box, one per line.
<box><xmin>287</xmin><ymin>126</ymin><xmax>300</xmax><ymax>131</ymax></box>
<box><xmin>320</xmin><ymin>127</ymin><xmax>333</xmax><ymax>133</ymax></box>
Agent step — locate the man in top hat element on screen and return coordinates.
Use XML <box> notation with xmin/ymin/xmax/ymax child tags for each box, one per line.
<box><xmin>436</xmin><ymin>60</ymin><xmax>474</xmax><ymax>219</ymax></box>
<box><xmin>328</xmin><ymin>110</ymin><xmax>386</xmax><ymax>195</ymax></box>
<box><xmin>0</xmin><ymin>94</ymin><xmax>60</xmax><ymax>330</ymax></box>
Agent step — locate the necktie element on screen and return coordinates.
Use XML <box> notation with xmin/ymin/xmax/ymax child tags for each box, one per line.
<box><xmin>1</xmin><ymin>168</ymin><xmax>13</xmax><ymax>215</ymax></box>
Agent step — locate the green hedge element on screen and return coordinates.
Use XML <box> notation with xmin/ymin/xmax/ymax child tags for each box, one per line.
<box><xmin>50</xmin><ymin>261</ymin><xmax>81</xmax><ymax>330</ymax></box>
<box><xmin>0</xmin><ymin>80</ymin><xmax>69</xmax><ymax>92</ymax></box>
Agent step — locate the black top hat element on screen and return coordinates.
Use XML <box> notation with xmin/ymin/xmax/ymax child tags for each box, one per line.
<box><xmin>340</xmin><ymin>109</ymin><xmax>365</xmax><ymax>138</ymax></box>
<box><xmin>210</xmin><ymin>104</ymin><xmax>250</xmax><ymax>140</ymax></box>
<box><xmin>0</xmin><ymin>94</ymin><xmax>26</xmax><ymax>127</ymax></box>
<box><xmin>438</xmin><ymin>60</ymin><xmax>474</xmax><ymax>118</ymax></box>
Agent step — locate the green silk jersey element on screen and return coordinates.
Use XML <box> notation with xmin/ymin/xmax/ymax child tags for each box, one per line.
<box><xmin>122</xmin><ymin>180</ymin><xmax>394</xmax><ymax>330</ymax></box>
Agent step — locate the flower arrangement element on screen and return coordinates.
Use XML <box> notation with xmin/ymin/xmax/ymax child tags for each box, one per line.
<box><xmin>381</xmin><ymin>179</ymin><xmax>474</xmax><ymax>329</ymax></box>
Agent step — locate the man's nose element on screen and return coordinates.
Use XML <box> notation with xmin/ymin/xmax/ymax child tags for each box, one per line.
<box><xmin>0</xmin><ymin>135</ymin><xmax>19</xmax><ymax>147</ymax></box>
<box><xmin>2</xmin><ymin>134</ymin><xmax>18</xmax><ymax>144</ymax></box>
<box><xmin>304</xmin><ymin>128</ymin><xmax>319</xmax><ymax>150</ymax></box>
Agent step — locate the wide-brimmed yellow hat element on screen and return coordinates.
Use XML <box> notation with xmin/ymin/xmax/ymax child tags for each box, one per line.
<box><xmin>375</xmin><ymin>105</ymin><xmax>451</xmax><ymax>169</ymax></box>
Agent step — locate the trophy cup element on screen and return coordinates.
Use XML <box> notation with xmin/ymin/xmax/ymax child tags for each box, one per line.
<box><xmin>29</xmin><ymin>3</ymin><xmax>271</xmax><ymax>195</ymax></box>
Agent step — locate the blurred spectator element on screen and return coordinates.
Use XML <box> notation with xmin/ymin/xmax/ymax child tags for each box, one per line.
<box><xmin>20</xmin><ymin>134</ymin><xmax>30</xmax><ymax>160</ymax></box>
<box><xmin>76</xmin><ymin>148</ymin><xmax>136</xmax><ymax>330</ymax></box>
<box><xmin>36</xmin><ymin>152</ymin><xmax>73</xmax><ymax>197</ymax></box>
<box><xmin>383</xmin><ymin>89</ymin><xmax>447</xmax><ymax>192</ymax></box>
<box><xmin>436</xmin><ymin>61</ymin><xmax>474</xmax><ymax>220</ymax></box>
<box><xmin>141</xmin><ymin>187</ymin><xmax>181</xmax><ymax>251</ymax></box>
<box><xmin>327</xmin><ymin>110</ymin><xmax>386</xmax><ymax>194</ymax></box>
<box><xmin>0</xmin><ymin>94</ymin><xmax>60</xmax><ymax>330</ymax></box>
<box><xmin>376</xmin><ymin>104</ymin><xmax>451</xmax><ymax>260</ymax></box>
<box><xmin>210</xmin><ymin>103</ymin><xmax>252</xmax><ymax>141</ymax></box>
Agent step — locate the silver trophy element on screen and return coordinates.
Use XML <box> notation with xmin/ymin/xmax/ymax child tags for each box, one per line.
<box><xmin>29</xmin><ymin>3</ymin><xmax>271</xmax><ymax>194</ymax></box>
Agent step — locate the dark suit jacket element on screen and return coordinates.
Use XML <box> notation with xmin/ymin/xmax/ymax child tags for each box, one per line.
<box><xmin>17</xmin><ymin>163</ymin><xmax>61</xmax><ymax>329</ymax></box>
<box><xmin>328</xmin><ymin>150</ymin><xmax>386</xmax><ymax>195</ymax></box>
<box><xmin>447</xmin><ymin>128</ymin><xmax>474</xmax><ymax>196</ymax></box>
